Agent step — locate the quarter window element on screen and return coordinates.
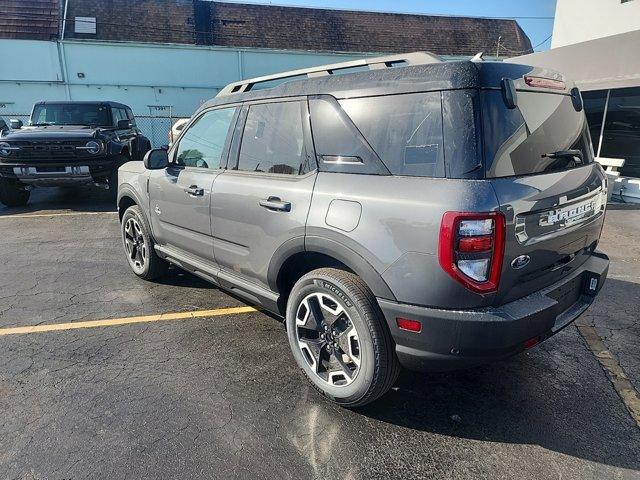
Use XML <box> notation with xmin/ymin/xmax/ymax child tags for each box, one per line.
<box><xmin>236</xmin><ymin>101</ymin><xmax>310</xmax><ymax>175</ymax></box>
<box><xmin>175</xmin><ymin>108</ymin><xmax>237</xmax><ymax>169</ymax></box>
<box><xmin>339</xmin><ymin>92</ymin><xmax>445</xmax><ymax>177</ymax></box>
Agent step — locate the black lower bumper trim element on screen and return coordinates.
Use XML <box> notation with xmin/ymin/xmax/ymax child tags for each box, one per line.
<box><xmin>378</xmin><ymin>252</ymin><xmax>609</xmax><ymax>372</ymax></box>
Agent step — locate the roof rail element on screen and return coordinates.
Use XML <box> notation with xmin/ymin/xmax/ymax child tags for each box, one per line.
<box><xmin>217</xmin><ymin>51</ymin><xmax>442</xmax><ymax>97</ymax></box>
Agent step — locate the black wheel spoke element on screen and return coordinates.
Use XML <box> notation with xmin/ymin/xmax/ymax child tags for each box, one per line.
<box><xmin>332</xmin><ymin>351</ymin><xmax>355</xmax><ymax>379</ymax></box>
<box><xmin>301</xmin><ymin>338</ymin><xmax>327</xmax><ymax>373</ymax></box>
<box><xmin>304</xmin><ymin>295</ymin><xmax>325</xmax><ymax>332</ymax></box>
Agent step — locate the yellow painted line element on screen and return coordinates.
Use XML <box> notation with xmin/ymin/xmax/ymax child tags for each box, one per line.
<box><xmin>576</xmin><ymin>319</ymin><xmax>640</xmax><ymax>428</ymax></box>
<box><xmin>0</xmin><ymin>306</ymin><xmax>257</xmax><ymax>336</ymax></box>
<box><xmin>0</xmin><ymin>211</ymin><xmax>117</xmax><ymax>219</ymax></box>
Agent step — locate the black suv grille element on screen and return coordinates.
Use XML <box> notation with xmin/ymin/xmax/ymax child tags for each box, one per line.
<box><xmin>12</xmin><ymin>140</ymin><xmax>94</xmax><ymax>160</ymax></box>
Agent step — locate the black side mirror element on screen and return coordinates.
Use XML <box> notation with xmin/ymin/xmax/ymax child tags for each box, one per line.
<box><xmin>143</xmin><ymin>148</ymin><xmax>169</xmax><ymax>170</ymax></box>
<box><xmin>117</xmin><ymin>119</ymin><xmax>132</xmax><ymax>129</ymax></box>
<box><xmin>0</xmin><ymin>119</ymin><xmax>7</xmax><ymax>134</ymax></box>
<box><xmin>10</xmin><ymin>119</ymin><xmax>23</xmax><ymax>129</ymax></box>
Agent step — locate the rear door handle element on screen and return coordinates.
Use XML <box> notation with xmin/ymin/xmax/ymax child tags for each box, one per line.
<box><xmin>184</xmin><ymin>185</ymin><xmax>204</xmax><ymax>196</ymax></box>
<box><xmin>259</xmin><ymin>196</ymin><xmax>291</xmax><ymax>212</ymax></box>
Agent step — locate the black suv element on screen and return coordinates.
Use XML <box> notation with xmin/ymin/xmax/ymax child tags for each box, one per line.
<box><xmin>0</xmin><ymin>101</ymin><xmax>151</xmax><ymax>206</ymax></box>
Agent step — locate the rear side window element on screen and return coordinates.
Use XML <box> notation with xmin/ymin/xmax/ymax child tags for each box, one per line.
<box><xmin>236</xmin><ymin>101</ymin><xmax>312</xmax><ymax>175</ymax></box>
<box><xmin>339</xmin><ymin>92</ymin><xmax>445</xmax><ymax>177</ymax></box>
<box><xmin>481</xmin><ymin>90</ymin><xmax>593</xmax><ymax>178</ymax></box>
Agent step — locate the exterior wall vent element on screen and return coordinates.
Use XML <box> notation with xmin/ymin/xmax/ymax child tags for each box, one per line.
<box><xmin>74</xmin><ymin>17</ymin><xmax>97</xmax><ymax>34</ymax></box>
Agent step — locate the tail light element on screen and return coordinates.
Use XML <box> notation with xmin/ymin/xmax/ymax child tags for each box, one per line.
<box><xmin>438</xmin><ymin>212</ymin><xmax>505</xmax><ymax>293</ymax></box>
<box><xmin>524</xmin><ymin>76</ymin><xmax>565</xmax><ymax>90</ymax></box>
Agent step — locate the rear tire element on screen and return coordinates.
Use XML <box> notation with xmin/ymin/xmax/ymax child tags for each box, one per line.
<box><xmin>286</xmin><ymin>268</ymin><xmax>400</xmax><ymax>407</ymax></box>
<box><xmin>0</xmin><ymin>178</ymin><xmax>30</xmax><ymax>207</ymax></box>
<box><xmin>121</xmin><ymin>204</ymin><xmax>168</xmax><ymax>280</ymax></box>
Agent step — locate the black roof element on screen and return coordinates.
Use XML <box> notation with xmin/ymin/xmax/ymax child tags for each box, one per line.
<box><xmin>200</xmin><ymin>60</ymin><xmax>554</xmax><ymax>112</ymax></box>
<box><xmin>33</xmin><ymin>101</ymin><xmax>131</xmax><ymax>109</ymax></box>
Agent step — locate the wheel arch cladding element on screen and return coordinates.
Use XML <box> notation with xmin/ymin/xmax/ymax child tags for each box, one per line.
<box><xmin>272</xmin><ymin>237</ymin><xmax>396</xmax><ymax>314</ymax></box>
<box><xmin>117</xmin><ymin>190</ymin><xmax>139</xmax><ymax>221</ymax></box>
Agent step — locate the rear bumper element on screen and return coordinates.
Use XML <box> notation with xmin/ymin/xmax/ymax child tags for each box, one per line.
<box><xmin>378</xmin><ymin>252</ymin><xmax>609</xmax><ymax>372</ymax></box>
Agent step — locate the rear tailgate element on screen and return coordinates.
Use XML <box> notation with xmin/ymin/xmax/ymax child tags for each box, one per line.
<box><xmin>480</xmin><ymin>86</ymin><xmax>607</xmax><ymax>304</ymax></box>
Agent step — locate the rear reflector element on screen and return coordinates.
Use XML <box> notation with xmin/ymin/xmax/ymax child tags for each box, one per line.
<box><xmin>458</xmin><ymin>235</ymin><xmax>493</xmax><ymax>252</ymax></box>
<box><xmin>396</xmin><ymin>317</ymin><xmax>422</xmax><ymax>333</ymax></box>
<box><xmin>523</xmin><ymin>336</ymin><xmax>540</xmax><ymax>350</ymax></box>
<box><xmin>524</xmin><ymin>76</ymin><xmax>565</xmax><ymax>90</ymax></box>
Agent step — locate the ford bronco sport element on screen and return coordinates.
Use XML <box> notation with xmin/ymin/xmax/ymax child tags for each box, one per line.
<box><xmin>0</xmin><ymin>101</ymin><xmax>151</xmax><ymax>206</ymax></box>
<box><xmin>117</xmin><ymin>52</ymin><xmax>609</xmax><ymax>407</ymax></box>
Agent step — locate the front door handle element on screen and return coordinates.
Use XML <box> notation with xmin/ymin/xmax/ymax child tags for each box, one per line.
<box><xmin>184</xmin><ymin>185</ymin><xmax>204</xmax><ymax>196</ymax></box>
<box><xmin>259</xmin><ymin>196</ymin><xmax>291</xmax><ymax>212</ymax></box>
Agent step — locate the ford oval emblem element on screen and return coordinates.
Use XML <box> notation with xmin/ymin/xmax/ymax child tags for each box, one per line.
<box><xmin>511</xmin><ymin>255</ymin><xmax>531</xmax><ymax>269</ymax></box>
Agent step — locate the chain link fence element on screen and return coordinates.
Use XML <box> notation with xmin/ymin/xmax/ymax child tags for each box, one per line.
<box><xmin>0</xmin><ymin>113</ymin><xmax>189</xmax><ymax>149</ymax></box>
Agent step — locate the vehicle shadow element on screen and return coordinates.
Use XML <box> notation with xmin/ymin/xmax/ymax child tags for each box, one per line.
<box><xmin>0</xmin><ymin>185</ymin><xmax>116</xmax><ymax>216</ymax></box>
<box><xmin>355</xmin><ymin>338</ymin><xmax>640</xmax><ymax>471</ymax></box>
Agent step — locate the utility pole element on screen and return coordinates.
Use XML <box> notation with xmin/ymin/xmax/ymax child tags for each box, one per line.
<box><xmin>496</xmin><ymin>35</ymin><xmax>502</xmax><ymax>59</ymax></box>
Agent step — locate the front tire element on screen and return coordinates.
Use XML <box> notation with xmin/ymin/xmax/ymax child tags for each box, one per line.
<box><xmin>0</xmin><ymin>178</ymin><xmax>30</xmax><ymax>207</ymax></box>
<box><xmin>121</xmin><ymin>205</ymin><xmax>168</xmax><ymax>280</ymax></box>
<box><xmin>286</xmin><ymin>268</ymin><xmax>400</xmax><ymax>407</ymax></box>
<box><xmin>108</xmin><ymin>154</ymin><xmax>128</xmax><ymax>199</ymax></box>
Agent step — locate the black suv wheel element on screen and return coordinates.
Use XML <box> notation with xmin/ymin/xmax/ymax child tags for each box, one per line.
<box><xmin>286</xmin><ymin>268</ymin><xmax>400</xmax><ymax>407</ymax></box>
<box><xmin>121</xmin><ymin>205</ymin><xmax>168</xmax><ymax>280</ymax></box>
<box><xmin>0</xmin><ymin>178</ymin><xmax>30</xmax><ymax>207</ymax></box>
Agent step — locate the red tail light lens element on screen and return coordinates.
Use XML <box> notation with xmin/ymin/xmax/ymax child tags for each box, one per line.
<box><xmin>438</xmin><ymin>212</ymin><xmax>505</xmax><ymax>293</ymax></box>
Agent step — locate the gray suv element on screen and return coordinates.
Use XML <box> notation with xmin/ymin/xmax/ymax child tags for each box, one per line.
<box><xmin>117</xmin><ymin>52</ymin><xmax>609</xmax><ymax>407</ymax></box>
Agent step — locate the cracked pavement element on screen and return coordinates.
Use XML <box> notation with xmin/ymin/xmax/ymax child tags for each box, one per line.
<box><xmin>0</xmin><ymin>188</ymin><xmax>639</xmax><ymax>479</ymax></box>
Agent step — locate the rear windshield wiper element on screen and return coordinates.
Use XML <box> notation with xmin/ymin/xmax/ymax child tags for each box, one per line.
<box><xmin>542</xmin><ymin>149</ymin><xmax>583</xmax><ymax>163</ymax></box>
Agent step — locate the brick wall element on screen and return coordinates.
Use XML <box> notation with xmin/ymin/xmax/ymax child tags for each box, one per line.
<box><xmin>0</xmin><ymin>0</ymin><xmax>59</xmax><ymax>40</ymax></box>
<box><xmin>207</xmin><ymin>2</ymin><xmax>533</xmax><ymax>56</ymax></box>
<box><xmin>3</xmin><ymin>0</ymin><xmax>532</xmax><ymax>57</ymax></box>
<box><xmin>65</xmin><ymin>0</ymin><xmax>194</xmax><ymax>44</ymax></box>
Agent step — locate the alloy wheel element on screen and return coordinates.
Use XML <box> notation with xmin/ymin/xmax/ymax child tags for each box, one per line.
<box><xmin>295</xmin><ymin>292</ymin><xmax>361</xmax><ymax>387</ymax></box>
<box><xmin>123</xmin><ymin>217</ymin><xmax>147</xmax><ymax>273</ymax></box>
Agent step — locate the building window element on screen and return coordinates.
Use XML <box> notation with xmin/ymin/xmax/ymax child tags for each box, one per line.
<box><xmin>600</xmin><ymin>87</ymin><xmax>640</xmax><ymax>178</ymax></box>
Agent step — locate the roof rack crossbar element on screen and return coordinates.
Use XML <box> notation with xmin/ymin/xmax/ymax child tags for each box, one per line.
<box><xmin>217</xmin><ymin>51</ymin><xmax>442</xmax><ymax>97</ymax></box>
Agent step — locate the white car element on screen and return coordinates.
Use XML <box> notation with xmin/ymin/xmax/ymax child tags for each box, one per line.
<box><xmin>168</xmin><ymin>118</ymin><xmax>189</xmax><ymax>145</ymax></box>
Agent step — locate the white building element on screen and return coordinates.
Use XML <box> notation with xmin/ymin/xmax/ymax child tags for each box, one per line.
<box><xmin>512</xmin><ymin>0</ymin><xmax>640</xmax><ymax>202</ymax></box>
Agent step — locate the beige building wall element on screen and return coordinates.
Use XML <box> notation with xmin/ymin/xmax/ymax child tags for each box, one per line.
<box><xmin>552</xmin><ymin>0</ymin><xmax>640</xmax><ymax>47</ymax></box>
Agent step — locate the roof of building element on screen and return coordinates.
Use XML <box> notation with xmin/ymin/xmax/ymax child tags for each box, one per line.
<box><xmin>205</xmin><ymin>2</ymin><xmax>533</xmax><ymax>56</ymax></box>
<box><xmin>7</xmin><ymin>0</ymin><xmax>533</xmax><ymax>57</ymax></box>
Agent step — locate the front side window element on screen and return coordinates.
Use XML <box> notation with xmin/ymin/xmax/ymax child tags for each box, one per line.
<box><xmin>175</xmin><ymin>107</ymin><xmax>237</xmax><ymax>169</ymax></box>
<box><xmin>236</xmin><ymin>101</ymin><xmax>310</xmax><ymax>175</ymax></box>
<box><xmin>113</xmin><ymin>108</ymin><xmax>128</xmax><ymax>126</ymax></box>
<box><xmin>30</xmin><ymin>103</ymin><xmax>111</xmax><ymax>127</ymax></box>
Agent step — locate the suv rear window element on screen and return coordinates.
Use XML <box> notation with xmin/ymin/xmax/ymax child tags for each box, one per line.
<box><xmin>339</xmin><ymin>92</ymin><xmax>445</xmax><ymax>177</ymax></box>
<box><xmin>481</xmin><ymin>90</ymin><xmax>593</xmax><ymax>178</ymax></box>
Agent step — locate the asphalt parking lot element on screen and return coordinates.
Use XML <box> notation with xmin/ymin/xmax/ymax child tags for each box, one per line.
<box><xmin>1</xmin><ymin>187</ymin><xmax>639</xmax><ymax>480</ymax></box>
